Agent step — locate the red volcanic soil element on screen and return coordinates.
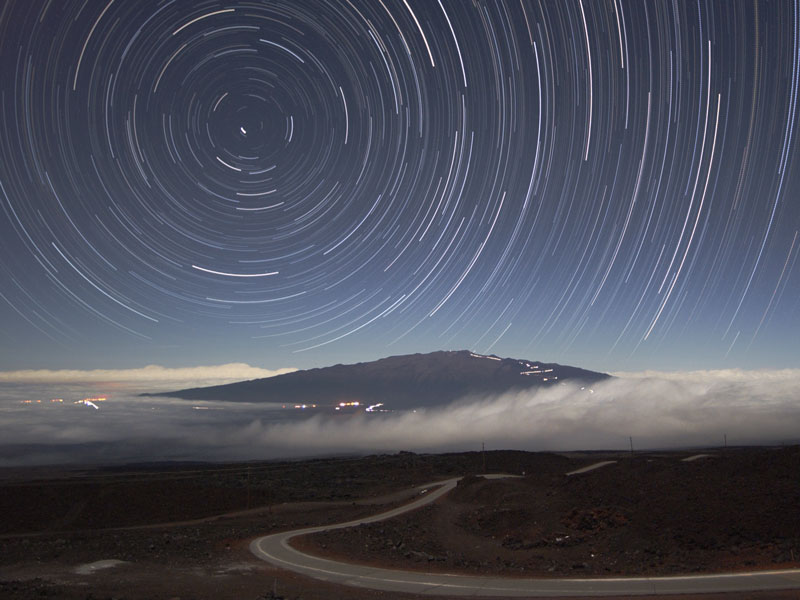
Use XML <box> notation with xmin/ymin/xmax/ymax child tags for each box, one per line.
<box><xmin>1</xmin><ymin>448</ymin><xmax>799</xmax><ymax>600</ymax></box>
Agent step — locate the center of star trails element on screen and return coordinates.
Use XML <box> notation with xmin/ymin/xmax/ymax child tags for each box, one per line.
<box><xmin>191</xmin><ymin>265</ymin><xmax>278</xmax><ymax>277</ymax></box>
<box><xmin>240</xmin><ymin>126</ymin><xmax>247</xmax><ymax>135</ymax></box>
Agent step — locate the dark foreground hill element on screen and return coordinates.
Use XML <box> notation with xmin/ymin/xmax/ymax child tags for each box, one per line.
<box><xmin>1</xmin><ymin>447</ymin><xmax>798</xmax><ymax>600</ymax></box>
<box><xmin>144</xmin><ymin>349</ymin><xmax>609</xmax><ymax>408</ymax></box>
<box><xmin>300</xmin><ymin>446</ymin><xmax>800</xmax><ymax>578</ymax></box>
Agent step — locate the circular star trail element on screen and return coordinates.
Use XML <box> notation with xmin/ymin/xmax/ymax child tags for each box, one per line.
<box><xmin>0</xmin><ymin>0</ymin><xmax>798</xmax><ymax>370</ymax></box>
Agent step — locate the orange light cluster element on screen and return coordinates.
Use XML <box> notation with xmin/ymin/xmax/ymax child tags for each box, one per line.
<box><xmin>335</xmin><ymin>401</ymin><xmax>362</xmax><ymax>411</ymax></box>
<box><xmin>74</xmin><ymin>396</ymin><xmax>107</xmax><ymax>404</ymax></box>
<box><xmin>20</xmin><ymin>397</ymin><xmax>93</xmax><ymax>405</ymax></box>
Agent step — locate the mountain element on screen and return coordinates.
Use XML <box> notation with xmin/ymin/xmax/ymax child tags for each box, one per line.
<box><xmin>144</xmin><ymin>350</ymin><xmax>610</xmax><ymax>409</ymax></box>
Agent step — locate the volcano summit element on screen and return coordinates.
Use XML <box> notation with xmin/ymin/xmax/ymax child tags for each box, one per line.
<box><xmin>145</xmin><ymin>350</ymin><xmax>609</xmax><ymax>409</ymax></box>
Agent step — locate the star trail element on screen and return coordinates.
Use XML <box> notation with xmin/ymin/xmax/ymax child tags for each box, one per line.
<box><xmin>0</xmin><ymin>0</ymin><xmax>798</xmax><ymax>371</ymax></box>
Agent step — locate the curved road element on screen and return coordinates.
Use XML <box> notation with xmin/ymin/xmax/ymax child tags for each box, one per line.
<box><xmin>250</xmin><ymin>475</ymin><xmax>800</xmax><ymax>597</ymax></box>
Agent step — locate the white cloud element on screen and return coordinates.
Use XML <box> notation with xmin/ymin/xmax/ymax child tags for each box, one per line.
<box><xmin>247</xmin><ymin>369</ymin><xmax>800</xmax><ymax>452</ymax></box>
<box><xmin>0</xmin><ymin>363</ymin><xmax>297</xmax><ymax>383</ymax></box>
<box><xmin>611</xmin><ymin>368</ymin><xmax>800</xmax><ymax>382</ymax></box>
<box><xmin>2</xmin><ymin>368</ymin><xmax>798</xmax><ymax>466</ymax></box>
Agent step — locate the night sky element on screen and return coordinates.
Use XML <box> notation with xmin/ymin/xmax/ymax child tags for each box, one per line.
<box><xmin>1</xmin><ymin>0</ymin><xmax>798</xmax><ymax>373</ymax></box>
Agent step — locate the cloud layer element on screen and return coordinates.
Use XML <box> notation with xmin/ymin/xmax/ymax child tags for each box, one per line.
<box><xmin>250</xmin><ymin>370</ymin><xmax>800</xmax><ymax>453</ymax></box>
<box><xmin>612</xmin><ymin>368</ymin><xmax>800</xmax><ymax>382</ymax></box>
<box><xmin>0</xmin><ymin>363</ymin><xmax>296</xmax><ymax>384</ymax></box>
<box><xmin>1</xmin><ymin>368</ymin><xmax>798</xmax><ymax>466</ymax></box>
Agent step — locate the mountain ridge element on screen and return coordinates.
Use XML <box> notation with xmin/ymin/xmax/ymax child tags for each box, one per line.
<box><xmin>143</xmin><ymin>350</ymin><xmax>609</xmax><ymax>408</ymax></box>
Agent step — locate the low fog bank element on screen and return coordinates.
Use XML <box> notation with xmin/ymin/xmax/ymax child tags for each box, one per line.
<box><xmin>1</xmin><ymin>369</ymin><xmax>798</xmax><ymax>466</ymax></box>
<box><xmin>255</xmin><ymin>370</ymin><xmax>800</xmax><ymax>453</ymax></box>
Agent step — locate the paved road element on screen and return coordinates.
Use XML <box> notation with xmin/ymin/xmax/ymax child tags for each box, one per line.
<box><xmin>681</xmin><ymin>454</ymin><xmax>713</xmax><ymax>462</ymax></box>
<box><xmin>250</xmin><ymin>475</ymin><xmax>800</xmax><ymax>597</ymax></box>
<box><xmin>565</xmin><ymin>461</ymin><xmax>617</xmax><ymax>476</ymax></box>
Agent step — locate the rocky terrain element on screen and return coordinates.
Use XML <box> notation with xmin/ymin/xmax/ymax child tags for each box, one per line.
<box><xmin>1</xmin><ymin>447</ymin><xmax>799</xmax><ymax>599</ymax></box>
<box><xmin>301</xmin><ymin>447</ymin><xmax>800</xmax><ymax>577</ymax></box>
